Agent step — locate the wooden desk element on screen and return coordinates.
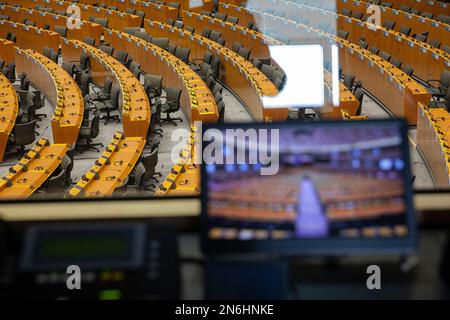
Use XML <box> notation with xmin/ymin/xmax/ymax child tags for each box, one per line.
<box><xmin>103</xmin><ymin>28</ymin><xmax>218</xmax><ymax>124</ymax></box>
<box><xmin>0</xmin><ymin>38</ymin><xmax>14</xmax><ymax>63</ymax></box>
<box><xmin>0</xmin><ymin>72</ymin><xmax>18</xmax><ymax>162</ymax></box>
<box><xmin>145</xmin><ymin>20</ymin><xmax>288</xmax><ymax>122</ymax></box>
<box><xmin>0</xmin><ymin>4</ymin><xmax>103</xmax><ymax>44</ymax></box>
<box><xmin>0</xmin><ymin>20</ymin><xmax>59</xmax><ymax>54</ymax></box>
<box><xmin>337</xmin><ymin>0</ymin><xmax>450</xmax><ymax>49</ymax></box>
<box><xmin>234</xmin><ymin>7</ymin><xmax>431</xmax><ymax>124</ymax></box>
<box><xmin>4</xmin><ymin>0</ymin><xmax>140</xmax><ymax>30</ymax></box>
<box><xmin>79</xmin><ymin>0</ymin><xmax>178</xmax><ymax>22</ymax></box>
<box><xmin>156</xmin><ymin>126</ymin><xmax>200</xmax><ymax>196</ymax></box>
<box><xmin>69</xmin><ymin>132</ymin><xmax>145</xmax><ymax>198</ymax></box>
<box><xmin>0</xmin><ymin>138</ymin><xmax>68</xmax><ymax>199</ymax></box>
<box><xmin>181</xmin><ymin>10</ymin><xmax>282</xmax><ymax>60</ymax></box>
<box><xmin>61</xmin><ymin>39</ymin><xmax>150</xmax><ymax>138</ymax></box>
<box><xmin>417</xmin><ymin>103</ymin><xmax>450</xmax><ymax>188</ymax></box>
<box><xmin>15</xmin><ymin>48</ymin><xmax>83</xmax><ymax>145</ymax></box>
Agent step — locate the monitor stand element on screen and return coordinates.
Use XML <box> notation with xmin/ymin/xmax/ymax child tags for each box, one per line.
<box><xmin>205</xmin><ymin>255</ymin><xmax>291</xmax><ymax>300</ymax></box>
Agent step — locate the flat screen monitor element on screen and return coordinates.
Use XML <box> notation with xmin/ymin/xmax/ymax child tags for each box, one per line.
<box><xmin>201</xmin><ymin>120</ymin><xmax>416</xmax><ymax>255</ymax></box>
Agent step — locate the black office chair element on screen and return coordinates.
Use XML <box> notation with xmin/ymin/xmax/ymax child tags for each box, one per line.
<box><xmin>78</xmin><ymin>72</ymin><xmax>91</xmax><ymax>96</ymax></box>
<box><xmin>427</xmin><ymin>70</ymin><xmax>450</xmax><ymax>102</ymax></box>
<box><xmin>428</xmin><ymin>39</ymin><xmax>441</xmax><ymax>49</ymax></box>
<box><xmin>399</xmin><ymin>4</ymin><xmax>411</xmax><ymax>12</ymax></box>
<box><xmin>141</xmin><ymin>148</ymin><xmax>161</xmax><ymax>180</ymax></box>
<box><xmin>429</xmin><ymin>88</ymin><xmax>450</xmax><ymax>110</ymax></box>
<box><xmin>261</xmin><ymin>65</ymin><xmax>275</xmax><ymax>80</ymax></box>
<box><xmin>9</xmin><ymin>120</ymin><xmax>37</xmax><ymax>156</ymax></box>
<box><xmin>382</xmin><ymin>19</ymin><xmax>396</xmax><ymax>30</ymax></box>
<box><xmin>215</xmin><ymin>12</ymin><xmax>227</xmax><ymax>21</ymax></box>
<box><xmin>438</xmin><ymin>15</ymin><xmax>450</xmax><ymax>25</ymax></box>
<box><xmin>185</xmin><ymin>26</ymin><xmax>195</xmax><ymax>33</ymax></box>
<box><xmin>90</xmin><ymin>77</ymin><xmax>113</xmax><ymax>102</ymax></box>
<box><xmin>379</xmin><ymin>51</ymin><xmax>391</xmax><ymax>61</ymax></box>
<box><xmin>210</xmin><ymin>56</ymin><xmax>221</xmax><ymax>78</ymax></box>
<box><xmin>77</xmin><ymin>111</ymin><xmax>103</xmax><ymax>152</ymax></box>
<box><xmin>202</xmin><ymin>28</ymin><xmax>211</xmax><ymax>39</ymax></box>
<box><xmin>144</xmin><ymin>74</ymin><xmax>163</xmax><ymax>102</ymax></box>
<box><xmin>159</xmin><ymin>87</ymin><xmax>183</xmax><ymax>126</ymax></box>
<box><xmin>344</xmin><ymin>74</ymin><xmax>356</xmax><ymax>90</ymax></box>
<box><xmin>54</xmin><ymin>25</ymin><xmax>68</xmax><ymax>37</ymax></box>
<box><xmin>44</xmin><ymin>169</ymin><xmax>67</xmax><ymax>194</ymax></box>
<box><xmin>83</xmin><ymin>36</ymin><xmax>96</xmax><ymax>47</ymax></box>
<box><xmin>399</xmin><ymin>25</ymin><xmax>412</xmax><ymax>36</ymax></box>
<box><xmin>341</xmin><ymin>9</ymin><xmax>352</xmax><ymax>17</ymax></box>
<box><xmin>421</xmin><ymin>12</ymin><xmax>434</xmax><ymax>19</ymax></box>
<box><xmin>390</xmin><ymin>57</ymin><xmax>402</xmax><ymax>68</ymax></box>
<box><xmin>218</xmin><ymin>100</ymin><xmax>225</xmax><ymax>123</ymax></box>
<box><xmin>226</xmin><ymin>16</ymin><xmax>239</xmax><ymax>24</ymax></box>
<box><xmin>124</xmin><ymin>27</ymin><xmax>140</xmax><ymax>36</ymax></box>
<box><xmin>96</xmin><ymin>85</ymin><xmax>121</xmax><ymax>125</ymax></box>
<box><xmin>98</xmin><ymin>45</ymin><xmax>114</xmax><ymax>56</ymax></box>
<box><xmin>351</xmin><ymin>11</ymin><xmax>364</xmax><ymax>20</ymax></box>
<box><xmin>238</xmin><ymin>47</ymin><xmax>251</xmax><ymax>60</ymax></box>
<box><xmin>115</xmin><ymin>51</ymin><xmax>129</xmax><ymax>66</ymax></box>
<box><xmin>354</xmin><ymin>87</ymin><xmax>365</xmax><ymax>116</ymax></box>
<box><xmin>62</xmin><ymin>62</ymin><xmax>77</xmax><ymax>78</ymax></box>
<box><xmin>152</xmin><ymin>38</ymin><xmax>169</xmax><ymax>50</ymax></box>
<box><xmin>401</xmin><ymin>65</ymin><xmax>414</xmax><ymax>76</ymax></box>
<box><xmin>135</xmin><ymin>31</ymin><xmax>151</xmax><ymax>42</ymax></box>
<box><xmin>175</xmin><ymin>47</ymin><xmax>191</xmax><ymax>63</ymax></box>
<box><xmin>125</xmin><ymin>163</ymin><xmax>157</xmax><ymax>192</ymax></box>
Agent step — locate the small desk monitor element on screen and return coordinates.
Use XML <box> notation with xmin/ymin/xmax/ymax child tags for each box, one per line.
<box><xmin>201</xmin><ymin>120</ymin><xmax>416</xmax><ymax>255</ymax></box>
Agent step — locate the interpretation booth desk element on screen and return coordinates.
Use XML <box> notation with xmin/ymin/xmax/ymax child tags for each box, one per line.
<box><xmin>0</xmin><ymin>5</ymin><xmax>103</xmax><ymax>45</ymax></box>
<box><xmin>156</xmin><ymin>126</ymin><xmax>200</xmax><ymax>197</ymax></box>
<box><xmin>0</xmin><ymin>20</ymin><xmax>59</xmax><ymax>55</ymax></box>
<box><xmin>15</xmin><ymin>48</ymin><xmax>83</xmax><ymax>146</ymax></box>
<box><xmin>69</xmin><ymin>132</ymin><xmax>145</xmax><ymax>198</ymax></box>
<box><xmin>181</xmin><ymin>10</ymin><xmax>283</xmax><ymax>61</ymax></box>
<box><xmin>103</xmin><ymin>29</ymin><xmax>218</xmax><ymax>124</ymax></box>
<box><xmin>61</xmin><ymin>39</ymin><xmax>150</xmax><ymax>138</ymax></box>
<box><xmin>0</xmin><ymin>38</ymin><xmax>14</xmax><ymax>63</ymax></box>
<box><xmin>144</xmin><ymin>20</ymin><xmax>289</xmax><ymax>122</ymax></box>
<box><xmin>79</xmin><ymin>0</ymin><xmax>178</xmax><ymax>22</ymax></box>
<box><xmin>231</xmin><ymin>6</ymin><xmax>431</xmax><ymax>124</ymax></box>
<box><xmin>417</xmin><ymin>103</ymin><xmax>450</xmax><ymax>188</ymax></box>
<box><xmin>337</xmin><ymin>0</ymin><xmax>450</xmax><ymax>49</ymax></box>
<box><xmin>0</xmin><ymin>73</ymin><xmax>18</xmax><ymax>162</ymax></box>
<box><xmin>0</xmin><ymin>138</ymin><xmax>68</xmax><ymax>199</ymax></box>
<box><xmin>7</xmin><ymin>0</ymin><xmax>141</xmax><ymax>30</ymax></box>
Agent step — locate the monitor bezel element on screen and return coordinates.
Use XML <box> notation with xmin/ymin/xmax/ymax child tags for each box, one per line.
<box><xmin>200</xmin><ymin>119</ymin><xmax>417</xmax><ymax>256</ymax></box>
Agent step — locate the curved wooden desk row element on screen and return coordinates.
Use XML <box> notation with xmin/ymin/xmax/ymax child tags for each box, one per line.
<box><xmin>337</xmin><ymin>0</ymin><xmax>450</xmax><ymax>48</ymax></box>
<box><xmin>156</xmin><ymin>125</ymin><xmax>200</xmax><ymax>197</ymax></box>
<box><xmin>381</xmin><ymin>0</ymin><xmax>449</xmax><ymax>17</ymax></box>
<box><xmin>285</xmin><ymin>1</ymin><xmax>450</xmax><ymax>82</ymax></box>
<box><xmin>0</xmin><ymin>4</ymin><xmax>103</xmax><ymax>44</ymax></box>
<box><xmin>15</xmin><ymin>48</ymin><xmax>83</xmax><ymax>145</ymax></box>
<box><xmin>61</xmin><ymin>38</ymin><xmax>150</xmax><ymax>138</ymax></box>
<box><xmin>218</xmin><ymin>2</ymin><xmax>261</xmax><ymax>29</ymax></box>
<box><xmin>240</xmin><ymin>6</ymin><xmax>431</xmax><ymax>124</ymax></box>
<box><xmin>144</xmin><ymin>19</ymin><xmax>288</xmax><ymax>122</ymax></box>
<box><xmin>0</xmin><ymin>37</ymin><xmax>14</xmax><ymax>63</ymax></box>
<box><xmin>0</xmin><ymin>19</ymin><xmax>59</xmax><ymax>54</ymax></box>
<box><xmin>4</xmin><ymin>0</ymin><xmax>140</xmax><ymax>30</ymax></box>
<box><xmin>0</xmin><ymin>138</ymin><xmax>68</xmax><ymax>199</ymax></box>
<box><xmin>417</xmin><ymin>103</ymin><xmax>450</xmax><ymax>188</ymax></box>
<box><xmin>69</xmin><ymin>131</ymin><xmax>145</xmax><ymax>198</ymax></box>
<box><xmin>103</xmin><ymin>28</ymin><xmax>218</xmax><ymax>124</ymax></box>
<box><xmin>79</xmin><ymin>0</ymin><xmax>178</xmax><ymax>22</ymax></box>
<box><xmin>181</xmin><ymin>10</ymin><xmax>283</xmax><ymax>61</ymax></box>
<box><xmin>0</xmin><ymin>72</ymin><xmax>18</xmax><ymax>162</ymax></box>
